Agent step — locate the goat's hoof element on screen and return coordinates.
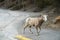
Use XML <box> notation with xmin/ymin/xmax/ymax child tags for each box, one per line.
<box><xmin>30</xmin><ymin>32</ymin><xmax>33</xmax><ymax>34</ymax></box>
<box><xmin>31</xmin><ymin>32</ymin><xmax>33</xmax><ymax>34</ymax></box>
<box><xmin>36</xmin><ymin>33</ymin><xmax>40</xmax><ymax>36</ymax></box>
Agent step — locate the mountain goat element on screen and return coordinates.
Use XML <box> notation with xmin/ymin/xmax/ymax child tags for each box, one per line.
<box><xmin>23</xmin><ymin>15</ymin><xmax>48</xmax><ymax>35</ymax></box>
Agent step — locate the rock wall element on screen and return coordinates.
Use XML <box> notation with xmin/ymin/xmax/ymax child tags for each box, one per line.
<box><xmin>0</xmin><ymin>0</ymin><xmax>34</xmax><ymax>10</ymax></box>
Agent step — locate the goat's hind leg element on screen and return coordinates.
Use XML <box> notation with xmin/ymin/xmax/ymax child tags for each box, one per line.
<box><xmin>23</xmin><ymin>24</ymin><xmax>29</xmax><ymax>33</ymax></box>
<box><xmin>29</xmin><ymin>26</ymin><xmax>33</xmax><ymax>34</ymax></box>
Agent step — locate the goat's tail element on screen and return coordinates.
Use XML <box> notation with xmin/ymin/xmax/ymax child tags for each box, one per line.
<box><xmin>26</xmin><ymin>17</ymin><xmax>31</xmax><ymax>22</ymax></box>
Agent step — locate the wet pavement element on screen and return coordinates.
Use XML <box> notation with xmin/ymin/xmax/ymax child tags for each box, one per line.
<box><xmin>0</xmin><ymin>9</ymin><xmax>60</xmax><ymax>40</ymax></box>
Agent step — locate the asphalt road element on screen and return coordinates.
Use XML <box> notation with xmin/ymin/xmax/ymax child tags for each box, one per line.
<box><xmin>0</xmin><ymin>9</ymin><xmax>60</xmax><ymax>40</ymax></box>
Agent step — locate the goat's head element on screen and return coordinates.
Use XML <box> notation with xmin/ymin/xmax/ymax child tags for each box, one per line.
<box><xmin>42</xmin><ymin>15</ymin><xmax>48</xmax><ymax>21</ymax></box>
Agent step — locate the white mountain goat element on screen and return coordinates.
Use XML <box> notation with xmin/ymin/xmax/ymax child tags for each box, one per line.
<box><xmin>23</xmin><ymin>15</ymin><xmax>48</xmax><ymax>35</ymax></box>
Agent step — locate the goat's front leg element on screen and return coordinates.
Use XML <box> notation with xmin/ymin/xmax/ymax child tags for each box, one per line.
<box><xmin>36</xmin><ymin>27</ymin><xmax>39</xmax><ymax>35</ymax></box>
<box><xmin>38</xmin><ymin>26</ymin><xmax>41</xmax><ymax>33</ymax></box>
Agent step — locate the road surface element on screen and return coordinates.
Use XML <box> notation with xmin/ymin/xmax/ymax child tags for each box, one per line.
<box><xmin>0</xmin><ymin>9</ymin><xmax>60</xmax><ymax>40</ymax></box>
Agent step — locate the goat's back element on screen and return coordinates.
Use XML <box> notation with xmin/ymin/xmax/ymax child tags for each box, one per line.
<box><xmin>26</xmin><ymin>17</ymin><xmax>44</xmax><ymax>26</ymax></box>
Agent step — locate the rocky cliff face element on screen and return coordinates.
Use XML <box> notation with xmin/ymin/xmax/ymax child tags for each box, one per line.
<box><xmin>0</xmin><ymin>0</ymin><xmax>34</xmax><ymax>10</ymax></box>
<box><xmin>0</xmin><ymin>0</ymin><xmax>60</xmax><ymax>13</ymax></box>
